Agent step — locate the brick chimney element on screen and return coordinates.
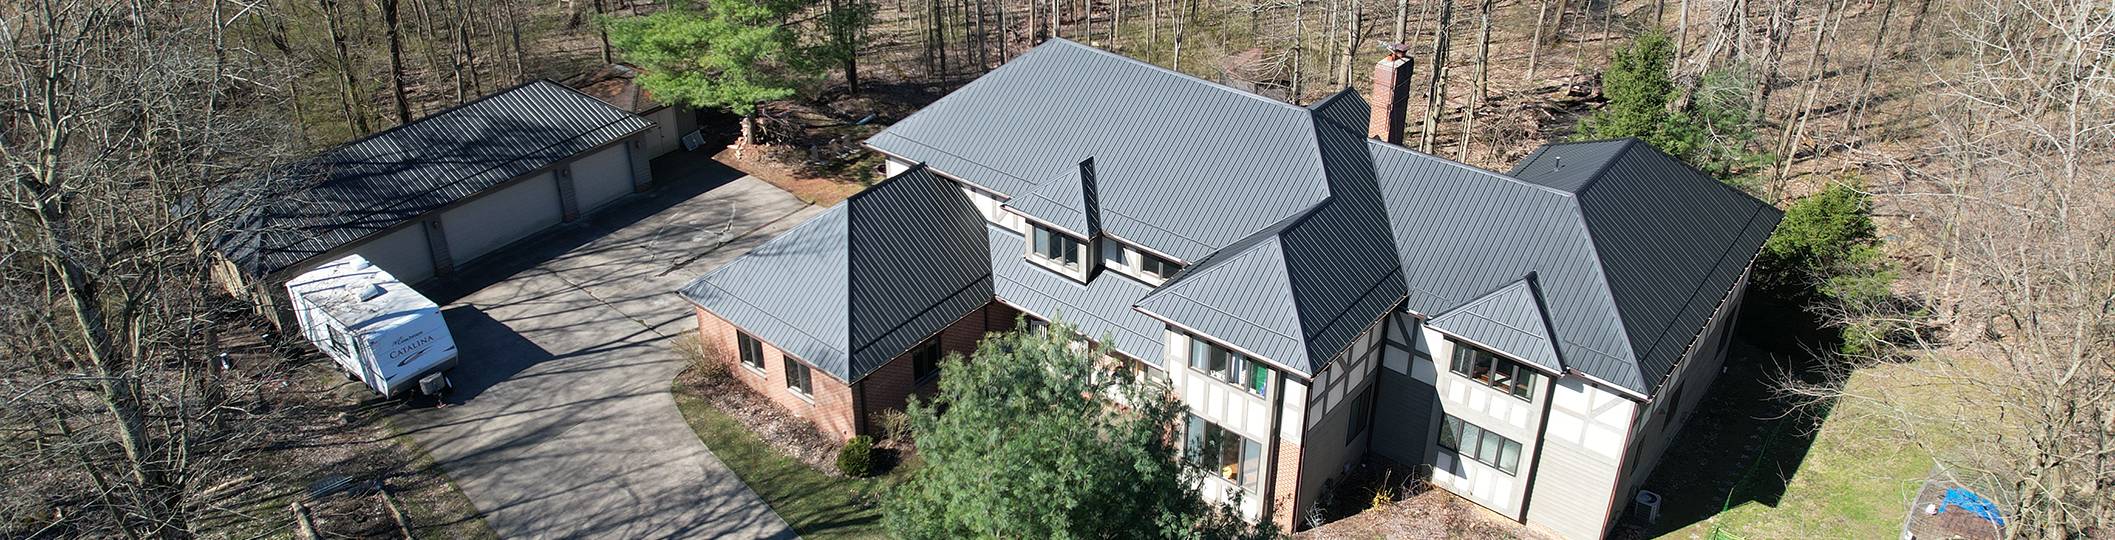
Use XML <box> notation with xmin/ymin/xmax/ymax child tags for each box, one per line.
<box><xmin>1368</xmin><ymin>48</ymin><xmax>1415</xmax><ymax>144</ymax></box>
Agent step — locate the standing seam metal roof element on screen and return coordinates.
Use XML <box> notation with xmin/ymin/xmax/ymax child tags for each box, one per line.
<box><xmin>216</xmin><ymin>80</ymin><xmax>652</xmax><ymax>278</ymax></box>
<box><xmin>679</xmin><ymin>166</ymin><xmax>993</xmax><ymax>382</ymax></box>
<box><xmin>719</xmin><ymin>40</ymin><xmax>1781</xmax><ymax>398</ymax></box>
<box><xmin>865</xmin><ymin>39</ymin><xmax>1331</xmax><ymax>263</ymax></box>
<box><xmin>1428</xmin><ymin>277</ymin><xmax>1565</xmax><ymax>373</ymax></box>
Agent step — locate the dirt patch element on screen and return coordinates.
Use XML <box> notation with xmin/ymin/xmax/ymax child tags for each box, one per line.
<box><xmin>0</xmin><ymin>316</ymin><xmax>501</xmax><ymax>539</ymax></box>
<box><xmin>1299</xmin><ymin>483</ymin><xmax>1551</xmax><ymax>540</ymax></box>
<box><xmin>211</xmin><ymin>323</ymin><xmax>488</xmax><ymax>540</ymax></box>
<box><xmin>713</xmin><ymin>146</ymin><xmax>868</xmax><ymax>207</ymax></box>
<box><xmin>672</xmin><ymin>334</ymin><xmax>849</xmax><ymax>475</ymax></box>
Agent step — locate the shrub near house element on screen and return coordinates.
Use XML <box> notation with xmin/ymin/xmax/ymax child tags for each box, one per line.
<box><xmin>884</xmin><ymin>323</ymin><xmax>1273</xmax><ymax>540</ymax></box>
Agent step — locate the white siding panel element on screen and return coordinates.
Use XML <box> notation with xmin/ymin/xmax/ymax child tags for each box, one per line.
<box><xmin>571</xmin><ymin>145</ymin><xmax>636</xmax><ymax>211</ymax></box>
<box><xmin>1279</xmin><ymin>379</ymin><xmax>1307</xmax><ymax>443</ymax></box>
<box><xmin>441</xmin><ymin>173</ymin><xmax>562</xmax><ymax>264</ymax></box>
<box><xmin>348</xmin><ymin>224</ymin><xmax>434</xmax><ymax>284</ymax></box>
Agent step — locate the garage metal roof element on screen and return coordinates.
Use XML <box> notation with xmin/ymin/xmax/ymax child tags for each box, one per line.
<box><xmin>679</xmin><ymin>166</ymin><xmax>994</xmax><ymax>383</ymax></box>
<box><xmin>215</xmin><ymin>80</ymin><xmax>651</xmax><ymax>279</ymax></box>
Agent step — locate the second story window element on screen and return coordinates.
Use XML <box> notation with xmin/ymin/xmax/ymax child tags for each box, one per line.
<box><xmin>1137</xmin><ymin>252</ymin><xmax>1180</xmax><ymax>280</ymax></box>
<box><xmin>1030</xmin><ymin>224</ymin><xmax>1083</xmax><ymax>270</ymax></box>
<box><xmin>1190</xmin><ymin>337</ymin><xmax>1269</xmax><ymax>398</ymax></box>
<box><xmin>1450</xmin><ymin>340</ymin><xmax>1539</xmax><ymax>401</ymax></box>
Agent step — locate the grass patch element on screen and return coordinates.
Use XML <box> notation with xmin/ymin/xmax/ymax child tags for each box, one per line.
<box><xmin>672</xmin><ymin>380</ymin><xmax>913</xmax><ymax>540</ymax></box>
<box><xmin>1648</xmin><ymin>353</ymin><xmax>1931</xmax><ymax>539</ymax></box>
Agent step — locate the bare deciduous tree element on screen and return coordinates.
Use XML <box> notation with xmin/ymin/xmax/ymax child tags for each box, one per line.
<box><xmin>1789</xmin><ymin>0</ymin><xmax>2115</xmax><ymax>535</ymax></box>
<box><xmin>1</xmin><ymin>1</ymin><xmax>293</xmax><ymax>536</ymax></box>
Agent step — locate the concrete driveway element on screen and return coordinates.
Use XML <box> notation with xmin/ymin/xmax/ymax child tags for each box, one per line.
<box><xmin>399</xmin><ymin>159</ymin><xmax>823</xmax><ymax>539</ymax></box>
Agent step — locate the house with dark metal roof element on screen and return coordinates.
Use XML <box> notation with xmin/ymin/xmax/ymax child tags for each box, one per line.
<box><xmin>212</xmin><ymin>79</ymin><xmax>657</xmax><ymax>327</ymax></box>
<box><xmin>678</xmin><ymin>39</ymin><xmax>1780</xmax><ymax>539</ymax></box>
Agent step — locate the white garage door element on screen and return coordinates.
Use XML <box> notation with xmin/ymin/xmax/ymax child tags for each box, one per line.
<box><xmin>571</xmin><ymin>145</ymin><xmax>636</xmax><ymax>212</ymax></box>
<box><xmin>349</xmin><ymin>224</ymin><xmax>436</xmax><ymax>284</ymax></box>
<box><xmin>441</xmin><ymin>172</ymin><xmax>563</xmax><ymax>264</ymax></box>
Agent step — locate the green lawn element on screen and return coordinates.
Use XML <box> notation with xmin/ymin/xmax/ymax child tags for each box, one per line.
<box><xmin>673</xmin><ymin>382</ymin><xmax>911</xmax><ymax>540</ymax></box>
<box><xmin>1647</xmin><ymin>350</ymin><xmax>1932</xmax><ymax>539</ymax></box>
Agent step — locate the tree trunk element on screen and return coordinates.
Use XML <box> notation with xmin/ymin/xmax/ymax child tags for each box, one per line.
<box><xmin>1461</xmin><ymin>0</ymin><xmax>1489</xmax><ymax>160</ymax></box>
<box><xmin>1292</xmin><ymin>0</ymin><xmax>1305</xmax><ymax>99</ymax></box>
<box><xmin>1147</xmin><ymin>0</ymin><xmax>1157</xmax><ymax>56</ymax></box>
<box><xmin>1842</xmin><ymin>0</ymin><xmax>1897</xmax><ymax>138</ymax></box>
<box><xmin>1675</xmin><ymin>0</ymin><xmax>1689</xmax><ymax>57</ymax></box>
<box><xmin>454</xmin><ymin>0</ymin><xmax>480</xmax><ymax>100</ymax></box>
<box><xmin>1527</xmin><ymin>0</ymin><xmax>1549</xmax><ymax>81</ymax></box>
<box><xmin>320</xmin><ymin>0</ymin><xmax>371</xmax><ymax>134</ymax></box>
<box><xmin>264</xmin><ymin>5</ymin><xmax>310</xmax><ymax>142</ymax></box>
<box><xmin>1420</xmin><ymin>0</ymin><xmax>1451</xmax><ymax>152</ymax></box>
<box><xmin>502</xmin><ymin>0</ymin><xmax>527</xmax><ymax>82</ymax></box>
<box><xmin>1171</xmin><ymin>0</ymin><xmax>1186</xmax><ymax>70</ymax></box>
<box><xmin>1341</xmin><ymin>0</ymin><xmax>1362</xmax><ymax>87</ymax></box>
<box><xmin>1395</xmin><ymin>0</ymin><xmax>1409</xmax><ymax>42</ymax></box>
<box><xmin>383</xmin><ymin>0</ymin><xmax>414</xmax><ymax>125</ymax></box>
<box><xmin>1327</xmin><ymin>0</ymin><xmax>1341</xmax><ymax>85</ymax></box>
<box><xmin>1750</xmin><ymin>0</ymin><xmax>1793</xmax><ymax>124</ymax></box>
<box><xmin>413</xmin><ymin>0</ymin><xmax>449</xmax><ymax>107</ymax></box>
<box><xmin>1775</xmin><ymin>0</ymin><xmax>1838</xmax><ymax>182</ymax></box>
<box><xmin>1598</xmin><ymin>0</ymin><xmax>1615</xmax><ymax>62</ymax></box>
<box><xmin>594</xmin><ymin>0</ymin><xmax>614</xmax><ymax>64</ymax></box>
<box><xmin>1113</xmin><ymin>0</ymin><xmax>1124</xmax><ymax>50</ymax></box>
<box><xmin>832</xmin><ymin>0</ymin><xmax>864</xmax><ymax>91</ymax></box>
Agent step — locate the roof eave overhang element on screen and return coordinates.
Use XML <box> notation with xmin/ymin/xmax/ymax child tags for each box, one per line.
<box><xmin>1132</xmin><ymin>304</ymin><xmax>1314</xmax><ymax>381</ymax></box>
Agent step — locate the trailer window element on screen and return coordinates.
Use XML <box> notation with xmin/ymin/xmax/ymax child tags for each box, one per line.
<box><xmin>327</xmin><ymin>325</ymin><xmax>353</xmax><ymax>358</ymax></box>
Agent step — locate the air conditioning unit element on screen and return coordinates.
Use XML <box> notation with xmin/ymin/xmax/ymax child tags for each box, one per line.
<box><xmin>1632</xmin><ymin>490</ymin><xmax>1663</xmax><ymax>524</ymax></box>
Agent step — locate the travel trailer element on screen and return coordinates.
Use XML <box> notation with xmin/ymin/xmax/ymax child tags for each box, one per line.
<box><xmin>286</xmin><ymin>255</ymin><xmax>459</xmax><ymax>397</ymax></box>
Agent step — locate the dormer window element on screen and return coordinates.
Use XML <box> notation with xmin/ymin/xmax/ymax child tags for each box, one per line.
<box><xmin>1138</xmin><ymin>252</ymin><xmax>1180</xmax><ymax>280</ymax></box>
<box><xmin>1030</xmin><ymin>224</ymin><xmax>1084</xmax><ymax>270</ymax></box>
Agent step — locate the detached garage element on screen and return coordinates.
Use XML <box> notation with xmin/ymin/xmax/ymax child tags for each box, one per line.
<box><xmin>213</xmin><ymin>79</ymin><xmax>654</xmax><ymax>328</ymax></box>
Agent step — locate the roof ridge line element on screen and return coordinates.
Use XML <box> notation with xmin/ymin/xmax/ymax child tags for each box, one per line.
<box><xmin>1043</xmin><ymin>38</ymin><xmax>1312</xmax><ymax>112</ymax></box>
<box><xmin>1561</xmin><ymin>193</ymin><xmax>1645</xmax><ymax>390</ymax></box>
<box><xmin>305</xmin><ymin>79</ymin><xmax>558</xmax><ymax>161</ymax></box>
<box><xmin>1569</xmin><ymin>138</ymin><xmax>1638</xmax><ymax>194</ymax></box>
<box><xmin>1363</xmin><ymin>138</ymin><xmax>1580</xmax><ymax>199</ymax></box>
<box><xmin>356</xmin><ymin>114</ymin><xmax>646</xmax><ymax>218</ymax></box>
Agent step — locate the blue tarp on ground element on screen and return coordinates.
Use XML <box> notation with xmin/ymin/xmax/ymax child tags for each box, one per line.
<box><xmin>1942</xmin><ymin>487</ymin><xmax>2006</xmax><ymax>527</ymax></box>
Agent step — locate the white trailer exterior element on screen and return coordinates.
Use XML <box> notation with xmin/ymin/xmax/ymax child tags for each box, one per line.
<box><xmin>288</xmin><ymin>255</ymin><xmax>459</xmax><ymax>397</ymax></box>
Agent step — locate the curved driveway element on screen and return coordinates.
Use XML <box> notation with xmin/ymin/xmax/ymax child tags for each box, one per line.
<box><xmin>400</xmin><ymin>164</ymin><xmax>822</xmax><ymax>539</ymax></box>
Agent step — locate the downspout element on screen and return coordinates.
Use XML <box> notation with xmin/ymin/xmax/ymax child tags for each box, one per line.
<box><xmin>1261</xmin><ymin>369</ymin><xmax>1288</xmax><ymax>529</ymax></box>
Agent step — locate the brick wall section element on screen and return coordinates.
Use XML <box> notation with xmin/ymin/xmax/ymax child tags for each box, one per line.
<box><xmin>695</xmin><ymin>302</ymin><xmax>1025</xmax><ymax>442</ymax></box>
<box><xmin>694</xmin><ymin>307</ymin><xmax>859</xmax><ymax>440</ymax></box>
<box><xmin>854</xmin><ymin>302</ymin><xmax>1021</xmax><ymax>438</ymax></box>
<box><xmin>1271</xmin><ymin>438</ymin><xmax>1305</xmax><ymax>533</ymax></box>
